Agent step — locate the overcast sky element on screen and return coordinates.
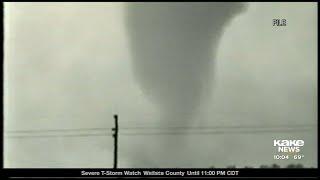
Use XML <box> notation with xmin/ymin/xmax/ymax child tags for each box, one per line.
<box><xmin>4</xmin><ymin>2</ymin><xmax>317</xmax><ymax>168</ymax></box>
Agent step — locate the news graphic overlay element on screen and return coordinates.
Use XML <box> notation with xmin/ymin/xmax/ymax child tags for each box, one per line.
<box><xmin>273</xmin><ymin>140</ymin><xmax>305</xmax><ymax>161</ymax></box>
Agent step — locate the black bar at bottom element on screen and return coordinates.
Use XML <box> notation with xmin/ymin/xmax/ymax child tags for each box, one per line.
<box><xmin>1</xmin><ymin>168</ymin><xmax>319</xmax><ymax>178</ymax></box>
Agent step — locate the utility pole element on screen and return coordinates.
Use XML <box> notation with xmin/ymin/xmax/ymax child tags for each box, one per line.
<box><xmin>112</xmin><ymin>114</ymin><xmax>118</xmax><ymax>169</ymax></box>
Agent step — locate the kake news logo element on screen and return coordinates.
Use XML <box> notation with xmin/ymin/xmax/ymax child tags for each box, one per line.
<box><xmin>273</xmin><ymin>140</ymin><xmax>304</xmax><ymax>153</ymax></box>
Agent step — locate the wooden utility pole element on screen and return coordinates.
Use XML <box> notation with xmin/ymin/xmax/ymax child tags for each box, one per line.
<box><xmin>112</xmin><ymin>114</ymin><xmax>118</xmax><ymax>169</ymax></box>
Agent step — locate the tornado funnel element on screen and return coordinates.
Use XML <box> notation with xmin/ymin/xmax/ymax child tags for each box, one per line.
<box><xmin>126</xmin><ymin>3</ymin><xmax>246</xmax><ymax>123</ymax></box>
<box><xmin>125</xmin><ymin>2</ymin><xmax>247</xmax><ymax>167</ymax></box>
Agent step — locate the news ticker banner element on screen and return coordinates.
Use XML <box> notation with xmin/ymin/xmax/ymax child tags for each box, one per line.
<box><xmin>1</xmin><ymin>169</ymin><xmax>318</xmax><ymax>178</ymax></box>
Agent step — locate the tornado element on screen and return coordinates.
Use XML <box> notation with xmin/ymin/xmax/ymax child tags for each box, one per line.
<box><xmin>125</xmin><ymin>2</ymin><xmax>247</xmax><ymax>167</ymax></box>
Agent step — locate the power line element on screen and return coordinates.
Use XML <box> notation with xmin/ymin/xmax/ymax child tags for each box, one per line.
<box><xmin>5</xmin><ymin>127</ymin><xmax>315</xmax><ymax>139</ymax></box>
<box><xmin>119</xmin><ymin>128</ymin><xmax>315</xmax><ymax>136</ymax></box>
<box><xmin>5</xmin><ymin>127</ymin><xmax>108</xmax><ymax>134</ymax></box>
<box><xmin>5</xmin><ymin>123</ymin><xmax>316</xmax><ymax>139</ymax></box>
<box><xmin>121</xmin><ymin>124</ymin><xmax>316</xmax><ymax>130</ymax></box>
<box><xmin>5</xmin><ymin>124</ymin><xmax>316</xmax><ymax>134</ymax></box>
<box><xmin>5</xmin><ymin>133</ymin><xmax>112</xmax><ymax>139</ymax></box>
